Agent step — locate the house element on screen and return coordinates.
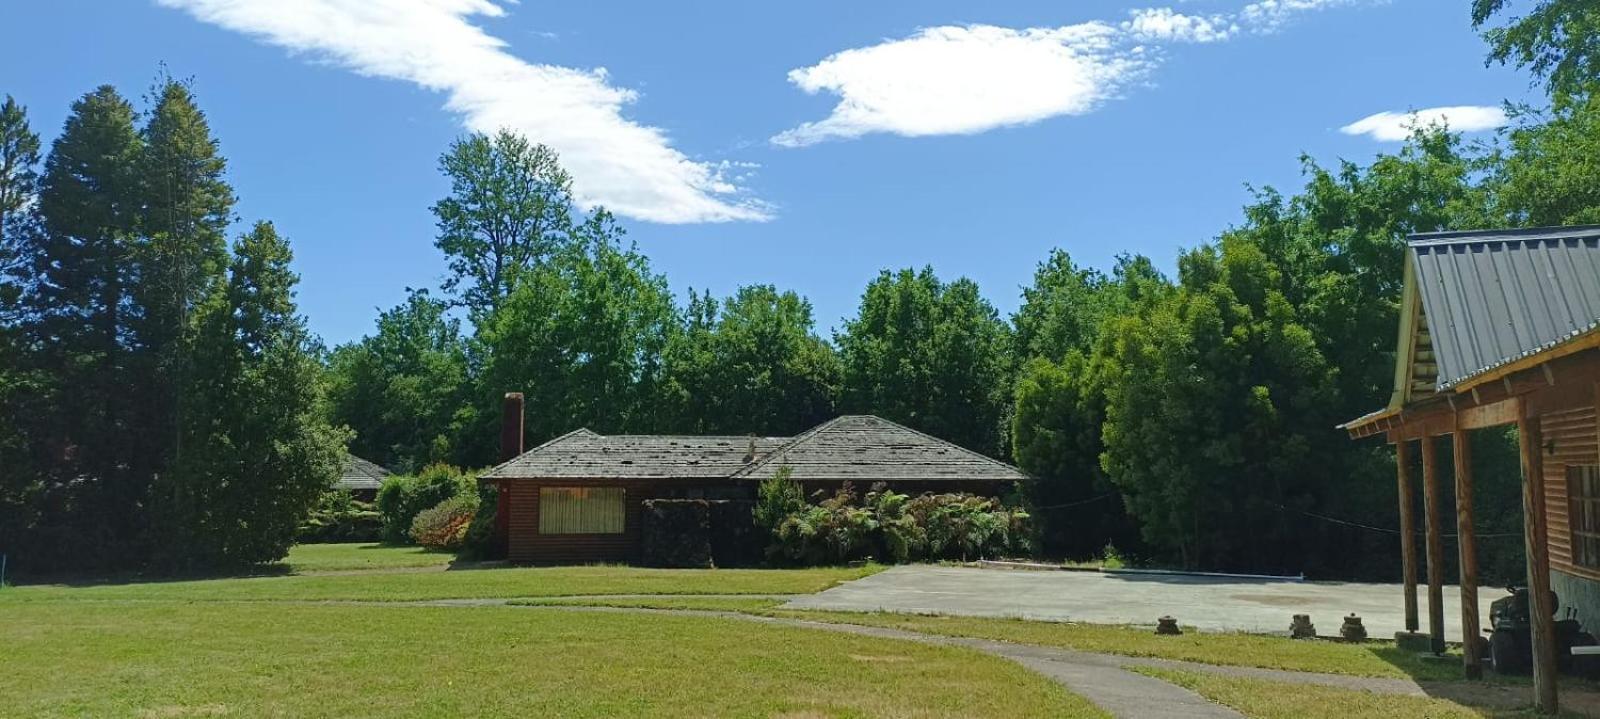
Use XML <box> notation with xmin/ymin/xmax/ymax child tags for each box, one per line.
<box><xmin>336</xmin><ymin>454</ymin><xmax>392</xmax><ymax>502</ymax></box>
<box><xmin>1340</xmin><ymin>225</ymin><xmax>1600</xmax><ymax>713</ymax></box>
<box><xmin>481</xmin><ymin>393</ymin><xmax>1027</xmax><ymax>565</ymax></box>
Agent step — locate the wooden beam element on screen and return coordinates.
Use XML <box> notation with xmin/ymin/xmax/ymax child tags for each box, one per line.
<box><xmin>1458</xmin><ymin>398</ymin><xmax>1520</xmax><ymax>431</ymax></box>
<box><xmin>1421</xmin><ymin>433</ymin><xmax>1447</xmax><ymax>654</ymax></box>
<box><xmin>1397</xmin><ymin>439</ymin><xmax>1419</xmax><ymax>633</ymax></box>
<box><xmin>1453</xmin><ymin>413</ymin><xmax>1482</xmax><ymax>679</ymax></box>
<box><xmin>1519</xmin><ymin>403</ymin><xmax>1558</xmax><ymax>713</ymax></box>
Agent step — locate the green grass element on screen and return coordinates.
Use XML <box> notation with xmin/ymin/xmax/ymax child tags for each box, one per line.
<box><xmin>1</xmin><ymin>564</ymin><xmax>883</xmax><ymax>603</ymax></box>
<box><xmin>749</xmin><ymin>610</ymin><xmax>1470</xmax><ymax>681</ymax></box>
<box><xmin>276</xmin><ymin>542</ymin><xmax>456</xmax><ymax>573</ymax></box>
<box><xmin>512</xmin><ymin>596</ymin><xmax>788</xmax><ymax>612</ymax></box>
<box><xmin>1130</xmin><ymin>666</ymin><xmax>1559</xmax><ymax>718</ymax></box>
<box><xmin>0</xmin><ymin>600</ymin><xmax>1107</xmax><ymax>718</ymax></box>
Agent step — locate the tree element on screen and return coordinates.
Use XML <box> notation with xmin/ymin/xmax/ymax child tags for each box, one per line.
<box><xmin>326</xmin><ymin>289</ymin><xmax>470</xmax><ymax>471</ymax></box>
<box><xmin>0</xmin><ymin>95</ymin><xmax>41</xmax><ymax>296</ymax></box>
<box><xmin>1012</xmin><ymin>249</ymin><xmax>1114</xmax><ymax>362</ymax></box>
<box><xmin>432</xmin><ymin>130</ymin><xmax>575</xmax><ymax>318</ymax></box>
<box><xmin>1473</xmin><ymin>0</ymin><xmax>1600</xmax><ymax>100</ymax></box>
<box><xmin>0</xmin><ymin>95</ymin><xmax>43</xmax><ymax>566</ymax></box>
<box><xmin>836</xmin><ymin>267</ymin><xmax>1010</xmax><ymax>456</ymax></box>
<box><xmin>157</xmin><ymin>222</ymin><xmax>346</xmax><ymax>569</ymax></box>
<box><xmin>1494</xmin><ymin>95</ymin><xmax>1600</xmax><ymax>225</ymax></box>
<box><xmin>476</xmin><ymin>214</ymin><xmax>676</xmax><ymax>447</ymax></box>
<box><xmin>660</xmin><ymin>284</ymin><xmax>841</xmax><ymax>435</ymax></box>
<box><xmin>1100</xmin><ymin>238</ymin><xmax>1340</xmax><ymax>571</ymax></box>
<box><xmin>26</xmin><ymin>85</ymin><xmax>145</xmax><ymax>566</ymax></box>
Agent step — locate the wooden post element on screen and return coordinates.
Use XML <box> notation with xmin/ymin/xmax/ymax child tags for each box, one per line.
<box><xmin>1519</xmin><ymin>407</ymin><xmax>1557</xmax><ymax>714</ymax></box>
<box><xmin>1421</xmin><ymin>433</ymin><xmax>1447</xmax><ymax>654</ymax></box>
<box><xmin>1396</xmin><ymin>438</ymin><xmax>1419</xmax><ymax>633</ymax></box>
<box><xmin>1453</xmin><ymin>416</ymin><xmax>1482</xmax><ymax>678</ymax></box>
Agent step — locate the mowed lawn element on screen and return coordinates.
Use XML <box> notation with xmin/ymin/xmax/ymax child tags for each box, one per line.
<box><xmin>0</xmin><ymin>600</ymin><xmax>1104</xmax><ymax>718</ymax></box>
<box><xmin>273</xmin><ymin>542</ymin><xmax>457</xmax><ymax>573</ymax></box>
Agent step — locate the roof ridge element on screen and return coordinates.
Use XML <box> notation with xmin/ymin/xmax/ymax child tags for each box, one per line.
<box><xmin>1409</xmin><ymin>224</ymin><xmax>1600</xmax><ymax>246</ymax></box>
<box><xmin>729</xmin><ymin>415</ymin><xmax>848</xmax><ymax>479</ymax></box>
<box><xmin>478</xmin><ymin>427</ymin><xmax>598</xmax><ymax>478</ymax></box>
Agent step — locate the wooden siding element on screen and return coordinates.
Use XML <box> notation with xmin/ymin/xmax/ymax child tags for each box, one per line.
<box><xmin>1544</xmin><ymin>405</ymin><xmax>1599</xmax><ymax>579</ymax></box>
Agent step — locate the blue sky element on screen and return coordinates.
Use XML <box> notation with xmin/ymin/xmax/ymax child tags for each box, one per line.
<box><xmin>2</xmin><ymin>0</ymin><xmax>1535</xmax><ymax>346</ymax></box>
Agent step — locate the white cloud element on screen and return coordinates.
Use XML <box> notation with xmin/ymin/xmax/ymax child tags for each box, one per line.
<box><xmin>1125</xmin><ymin>8</ymin><xmax>1238</xmax><ymax>43</ymax></box>
<box><xmin>158</xmin><ymin>0</ymin><xmax>769</xmax><ymax>224</ymax></box>
<box><xmin>1339</xmin><ymin>105</ymin><xmax>1509</xmax><ymax>141</ymax></box>
<box><xmin>773</xmin><ymin>23</ymin><xmax>1148</xmax><ymax>147</ymax></box>
<box><xmin>775</xmin><ymin>1</ymin><xmax>1374</xmax><ymax>146</ymax></box>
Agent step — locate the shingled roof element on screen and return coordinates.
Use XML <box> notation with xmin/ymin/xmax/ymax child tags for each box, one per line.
<box><xmin>337</xmin><ymin>454</ymin><xmax>392</xmax><ymax>492</ymax></box>
<box><xmin>735</xmin><ymin>415</ymin><xmax>1027</xmax><ymax>483</ymax></box>
<box><xmin>480</xmin><ymin>415</ymin><xmax>1027</xmax><ymax>483</ymax></box>
<box><xmin>481</xmin><ymin>428</ymin><xmax>789</xmax><ymax>480</ymax></box>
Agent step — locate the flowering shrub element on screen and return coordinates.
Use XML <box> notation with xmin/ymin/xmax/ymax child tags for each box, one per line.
<box><xmin>410</xmin><ymin>494</ymin><xmax>479</xmax><ymax>550</ymax></box>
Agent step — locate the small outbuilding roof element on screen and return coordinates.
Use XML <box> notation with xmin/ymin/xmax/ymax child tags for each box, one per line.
<box><xmin>337</xmin><ymin>454</ymin><xmax>392</xmax><ymax>492</ymax></box>
<box><xmin>734</xmin><ymin>415</ymin><xmax>1029</xmax><ymax>483</ymax></box>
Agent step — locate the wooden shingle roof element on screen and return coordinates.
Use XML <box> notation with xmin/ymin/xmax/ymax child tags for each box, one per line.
<box><xmin>480</xmin><ymin>415</ymin><xmax>1027</xmax><ymax>483</ymax></box>
<box><xmin>733</xmin><ymin>415</ymin><xmax>1027</xmax><ymax>483</ymax></box>
<box><xmin>480</xmin><ymin>428</ymin><xmax>788</xmax><ymax>480</ymax></box>
<box><xmin>337</xmin><ymin>454</ymin><xmax>392</xmax><ymax>491</ymax></box>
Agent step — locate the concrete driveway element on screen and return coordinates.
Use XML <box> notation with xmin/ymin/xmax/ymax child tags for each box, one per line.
<box><xmin>785</xmin><ymin>565</ymin><xmax>1505</xmax><ymax>641</ymax></box>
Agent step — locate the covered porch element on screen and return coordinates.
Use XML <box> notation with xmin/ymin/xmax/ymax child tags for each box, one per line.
<box><xmin>1342</xmin><ymin>226</ymin><xmax>1600</xmax><ymax>714</ymax></box>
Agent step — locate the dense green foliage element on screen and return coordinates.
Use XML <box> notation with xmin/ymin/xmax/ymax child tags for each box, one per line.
<box><xmin>374</xmin><ymin>464</ymin><xmax>475</xmax><ymax>544</ymax></box>
<box><xmin>1474</xmin><ymin>0</ymin><xmax>1600</xmax><ymax>100</ymax></box>
<box><xmin>296</xmin><ymin>491</ymin><xmax>382</xmax><ymax>544</ymax></box>
<box><xmin>0</xmin><ymin>81</ymin><xmax>339</xmax><ymax>573</ymax></box>
<box><xmin>410</xmin><ymin>493</ymin><xmax>480</xmax><ymax>550</ymax></box>
<box><xmin>758</xmin><ymin>475</ymin><xmax>1029</xmax><ymax>565</ymax></box>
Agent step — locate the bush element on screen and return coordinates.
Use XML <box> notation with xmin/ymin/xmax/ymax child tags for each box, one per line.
<box><xmin>708</xmin><ymin>500</ymin><xmax>759</xmax><ymax>567</ymax></box>
<box><xmin>762</xmin><ymin>481</ymin><xmax>1030</xmax><ymax>565</ymax></box>
<box><xmin>755</xmin><ymin>467</ymin><xmax>805</xmax><ymax>533</ymax></box>
<box><xmin>296</xmin><ymin>490</ymin><xmax>382</xmax><ymax>543</ymax></box>
<box><xmin>641</xmin><ymin>499</ymin><xmax>712</xmax><ymax>568</ymax></box>
<box><xmin>375</xmin><ymin>464</ymin><xmax>473</xmax><ymax>544</ymax></box>
<box><xmin>458</xmin><ymin>482</ymin><xmax>502</xmax><ymax>560</ymax></box>
<box><xmin>410</xmin><ymin>493</ymin><xmax>479</xmax><ymax>550</ymax></box>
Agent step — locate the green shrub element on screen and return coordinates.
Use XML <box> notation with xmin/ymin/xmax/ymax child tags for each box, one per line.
<box><xmin>296</xmin><ymin>490</ymin><xmax>382</xmax><ymax>543</ymax></box>
<box><xmin>458</xmin><ymin>481</ymin><xmax>501</xmax><ymax>560</ymax></box>
<box><xmin>375</xmin><ymin>464</ymin><xmax>473</xmax><ymax>544</ymax></box>
<box><xmin>762</xmin><ymin>481</ymin><xmax>1030</xmax><ymax>565</ymax></box>
<box><xmin>410</xmin><ymin>493</ymin><xmax>479</xmax><ymax>550</ymax></box>
<box><xmin>641</xmin><ymin>500</ymin><xmax>712</xmax><ymax>568</ymax></box>
<box><xmin>754</xmin><ymin>467</ymin><xmax>805</xmax><ymax>532</ymax></box>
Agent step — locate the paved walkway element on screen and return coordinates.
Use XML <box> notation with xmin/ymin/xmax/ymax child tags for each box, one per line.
<box><xmin>785</xmin><ymin>564</ymin><xmax>1504</xmax><ymax>641</ymax></box>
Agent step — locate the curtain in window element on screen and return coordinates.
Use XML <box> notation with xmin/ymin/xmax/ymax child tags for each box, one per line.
<box><xmin>539</xmin><ymin>487</ymin><xmax>626</xmax><ymax>534</ymax></box>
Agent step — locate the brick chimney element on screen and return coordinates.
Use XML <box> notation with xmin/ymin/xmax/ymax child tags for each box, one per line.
<box><xmin>500</xmin><ymin>392</ymin><xmax>525</xmax><ymax>463</ymax></box>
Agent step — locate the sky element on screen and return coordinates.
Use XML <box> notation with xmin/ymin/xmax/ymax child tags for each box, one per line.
<box><xmin>1</xmin><ymin>0</ymin><xmax>1537</xmax><ymax>346</ymax></box>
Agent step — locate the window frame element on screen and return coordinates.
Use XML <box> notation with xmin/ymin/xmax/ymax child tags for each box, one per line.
<box><xmin>1569</xmin><ymin>466</ymin><xmax>1600</xmax><ymax>570</ymax></box>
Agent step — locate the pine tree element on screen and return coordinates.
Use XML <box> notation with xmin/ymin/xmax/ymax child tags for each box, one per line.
<box><xmin>29</xmin><ymin>86</ymin><xmax>145</xmax><ymax>566</ymax></box>
<box><xmin>0</xmin><ymin>95</ymin><xmax>44</xmax><ymax>565</ymax></box>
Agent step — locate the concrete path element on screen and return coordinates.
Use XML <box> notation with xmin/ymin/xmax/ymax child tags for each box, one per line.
<box><xmin>786</xmin><ymin>564</ymin><xmax>1504</xmax><ymax>641</ymax></box>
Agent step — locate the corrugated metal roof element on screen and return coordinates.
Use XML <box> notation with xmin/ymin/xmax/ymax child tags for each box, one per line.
<box><xmin>1409</xmin><ymin>225</ymin><xmax>1600</xmax><ymax>389</ymax></box>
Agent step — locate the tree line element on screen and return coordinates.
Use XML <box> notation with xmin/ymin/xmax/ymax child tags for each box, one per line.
<box><xmin>1</xmin><ymin>1</ymin><xmax>1595</xmax><ymax>577</ymax></box>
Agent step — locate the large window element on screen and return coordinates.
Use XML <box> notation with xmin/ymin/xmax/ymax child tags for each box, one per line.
<box><xmin>539</xmin><ymin>487</ymin><xmax>626</xmax><ymax>534</ymax></box>
<box><xmin>1570</xmin><ymin>466</ymin><xmax>1600</xmax><ymax>569</ymax></box>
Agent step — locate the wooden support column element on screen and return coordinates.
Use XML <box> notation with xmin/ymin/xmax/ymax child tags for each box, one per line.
<box><xmin>1519</xmin><ymin>406</ymin><xmax>1557</xmax><ymax>714</ymax></box>
<box><xmin>1421</xmin><ymin>433</ymin><xmax>1447</xmax><ymax>654</ymax></box>
<box><xmin>1396</xmin><ymin>438</ymin><xmax>1419</xmax><ymax>633</ymax></box>
<box><xmin>1453</xmin><ymin>415</ymin><xmax>1482</xmax><ymax>679</ymax></box>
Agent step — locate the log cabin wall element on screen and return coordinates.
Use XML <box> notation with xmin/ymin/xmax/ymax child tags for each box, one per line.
<box><xmin>1543</xmin><ymin>405</ymin><xmax>1599</xmax><ymax>579</ymax></box>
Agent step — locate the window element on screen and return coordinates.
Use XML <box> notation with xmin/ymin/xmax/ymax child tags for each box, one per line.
<box><xmin>539</xmin><ymin>487</ymin><xmax>626</xmax><ymax>534</ymax></box>
<box><xmin>1570</xmin><ymin>466</ymin><xmax>1600</xmax><ymax>569</ymax></box>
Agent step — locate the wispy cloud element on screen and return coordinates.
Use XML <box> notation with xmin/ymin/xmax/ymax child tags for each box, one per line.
<box><xmin>1339</xmin><ymin>105</ymin><xmax>1509</xmax><ymax>141</ymax></box>
<box><xmin>774</xmin><ymin>1</ymin><xmax>1371</xmax><ymax>146</ymax></box>
<box><xmin>158</xmin><ymin>0</ymin><xmax>769</xmax><ymax>224</ymax></box>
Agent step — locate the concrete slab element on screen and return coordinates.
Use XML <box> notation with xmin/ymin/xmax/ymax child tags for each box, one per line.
<box><xmin>785</xmin><ymin>565</ymin><xmax>1507</xmax><ymax>642</ymax></box>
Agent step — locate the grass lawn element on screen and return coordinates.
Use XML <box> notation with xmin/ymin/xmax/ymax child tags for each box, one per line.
<box><xmin>513</xmin><ymin>596</ymin><xmax>788</xmax><ymax>612</ymax></box>
<box><xmin>276</xmin><ymin>542</ymin><xmax>456</xmax><ymax>573</ymax></box>
<box><xmin>1130</xmin><ymin>667</ymin><xmax>1559</xmax><ymax>718</ymax></box>
<box><xmin>0</xmin><ymin>601</ymin><xmax>1106</xmax><ymax>718</ymax></box>
<box><xmin>2</xmin><ymin>564</ymin><xmax>882</xmax><ymax>603</ymax></box>
<box><xmin>750</xmin><ymin>609</ymin><xmax>1469</xmax><ymax>681</ymax></box>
